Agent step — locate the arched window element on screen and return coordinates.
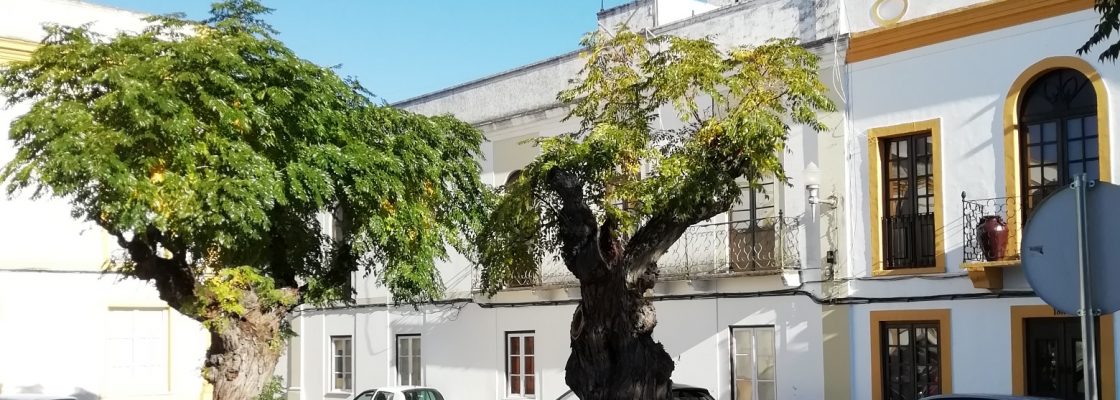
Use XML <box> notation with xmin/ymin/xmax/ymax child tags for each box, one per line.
<box><xmin>1019</xmin><ymin>68</ymin><xmax>1098</xmax><ymax>215</ymax></box>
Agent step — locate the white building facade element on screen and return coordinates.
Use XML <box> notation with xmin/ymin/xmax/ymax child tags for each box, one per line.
<box><xmin>0</xmin><ymin>2</ymin><xmax>210</xmax><ymax>400</ymax></box>
<box><xmin>289</xmin><ymin>1</ymin><xmax>1120</xmax><ymax>400</ymax></box>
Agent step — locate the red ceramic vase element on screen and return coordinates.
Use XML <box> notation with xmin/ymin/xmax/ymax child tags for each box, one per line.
<box><xmin>977</xmin><ymin>215</ymin><xmax>1009</xmax><ymax>261</ymax></box>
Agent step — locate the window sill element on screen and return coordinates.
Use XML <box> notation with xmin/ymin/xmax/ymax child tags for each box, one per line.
<box><xmin>961</xmin><ymin>258</ymin><xmax>1021</xmax><ymax>290</ymax></box>
<box><xmin>871</xmin><ymin>265</ymin><xmax>944</xmax><ymax>277</ymax></box>
<box><xmin>325</xmin><ymin>391</ymin><xmax>352</xmax><ymax>398</ymax></box>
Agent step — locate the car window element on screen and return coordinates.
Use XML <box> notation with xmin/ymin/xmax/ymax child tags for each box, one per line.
<box><xmin>673</xmin><ymin>389</ymin><xmax>714</xmax><ymax>400</ymax></box>
<box><xmin>354</xmin><ymin>391</ymin><xmax>376</xmax><ymax>400</ymax></box>
<box><xmin>372</xmin><ymin>391</ymin><xmax>394</xmax><ymax>400</ymax></box>
<box><xmin>401</xmin><ymin>389</ymin><xmax>444</xmax><ymax>400</ymax></box>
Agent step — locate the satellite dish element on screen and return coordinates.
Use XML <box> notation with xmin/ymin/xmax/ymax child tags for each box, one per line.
<box><xmin>1022</xmin><ymin>180</ymin><xmax>1120</xmax><ymax>315</ymax></box>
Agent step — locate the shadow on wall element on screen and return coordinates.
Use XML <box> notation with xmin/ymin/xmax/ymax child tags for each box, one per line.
<box><xmin>1</xmin><ymin>384</ymin><xmax>100</xmax><ymax>400</ymax></box>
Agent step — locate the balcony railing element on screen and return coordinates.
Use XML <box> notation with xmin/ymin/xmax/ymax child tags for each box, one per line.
<box><xmin>481</xmin><ymin>213</ymin><xmax>801</xmax><ymax>290</ymax></box>
<box><xmin>961</xmin><ymin>193</ymin><xmax>1021</xmax><ymax>263</ymax></box>
<box><xmin>881</xmin><ymin>212</ymin><xmax>936</xmax><ymax>269</ymax></box>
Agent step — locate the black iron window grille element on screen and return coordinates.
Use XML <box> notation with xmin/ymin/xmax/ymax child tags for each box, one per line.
<box><xmin>881</xmin><ymin>132</ymin><xmax>936</xmax><ymax>269</ymax></box>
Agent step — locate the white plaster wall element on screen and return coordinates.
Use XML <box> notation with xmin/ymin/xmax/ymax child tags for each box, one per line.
<box><xmin>843</xmin><ymin>0</ymin><xmax>986</xmax><ymax>33</ymax></box>
<box><xmin>295</xmin><ymin>295</ymin><xmax>826</xmax><ymax>400</ymax></box>
<box><xmin>846</xmin><ymin>9</ymin><xmax>1117</xmax><ymax>296</ymax></box>
<box><xmin>0</xmin><ymin>271</ymin><xmax>209</xmax><ymax>400</ymax></box>
<box><xmin>849</xmin><ymin>298</ymin><xmax>1120</xmax><ymax>399</ymax></box>
<box><xmin>656</xmin><ymin>0</ymin><xmax>719</xmax><ymax>26</ymax></box>
<box><xmin>0</xmin><ymin>0</ymin><xmax>149</xmax><ymax>42</ymax></box>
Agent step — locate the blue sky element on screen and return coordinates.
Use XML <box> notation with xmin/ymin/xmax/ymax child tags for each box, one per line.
<box><xmin>91</xmin><ymin>1</ymin><xmax>629</xmax><ymax>103</ymax></box>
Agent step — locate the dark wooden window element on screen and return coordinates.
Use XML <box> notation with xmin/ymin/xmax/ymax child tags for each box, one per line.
<box><xmin>1020</xmin><ymin>68</ymin><xmax>1098</xmax><ymax>218</ymax></box>
<box><xmin>881</xmin><ymin>321</ymin><xmax>942</xmax><ymax>400</ymax></box>
<box><xmin>881</xmin><ymin>133</ymin><xmax>935</xmax><ymax>269</ymax></box>
<box><xmin>729</xmin><ymin>181</ymin><xmax>777</xmax><ymax>271</ymax></box>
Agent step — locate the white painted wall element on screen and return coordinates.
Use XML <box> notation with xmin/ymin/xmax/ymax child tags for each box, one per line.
<box><xmin>849</xmin><ymin>298</ymin><xmax>1120</xmax><ymax>399</ymax></box>
<box><xmin>656</xmin><ymin>0</ymin><xmax>719</xmax><ymax>26</ymax></box>
<box><xmin>293</xmin><ymin>295</ymin><xmax>827</xmax><ymax>400</ymax></box>
<box><xmin>846</xmin><ymin>9</ymin><xmax>1117</xmax><ymax>295</ymax></box>
<box><xmin>0</xmin><ymin>271</ymin><xmax>209</xmax><ymax>400</ymax></box>
<box><xmin>0</xmin><ymin>4</ymin><xmax>211</xmax><ymax>400</ymax></box>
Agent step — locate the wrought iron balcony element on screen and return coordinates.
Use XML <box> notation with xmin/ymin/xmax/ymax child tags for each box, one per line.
<box><xmin>961</xmin><ymin>193</ymin><xmax>1021</xmax><ymax>263</ymax></box>
<box><xmin>481</xmin><ymin>213</ymin><xmax>802</xmax><ymax>290</ymax></box>
<box><xmin>961</xmin><ymin>192</ymin><xmax>1022</xmax><ymax>290</ymax></box>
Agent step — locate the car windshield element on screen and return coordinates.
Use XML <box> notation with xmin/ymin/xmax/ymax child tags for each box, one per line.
<box><xmin>353</xmin><ymin>391</ymin><xmax>375</xmax><ymax>400</ymax></box>
<box><xmin>402</xmin><ymin>389</ymin><xmax>444</xmax><ymax>400</ymax></box>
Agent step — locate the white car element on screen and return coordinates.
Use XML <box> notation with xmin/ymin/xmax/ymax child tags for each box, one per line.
<box><xmin>351</xmin><ymin>386</ymin><xmax>445</xmax><ymax>400</ymax></box>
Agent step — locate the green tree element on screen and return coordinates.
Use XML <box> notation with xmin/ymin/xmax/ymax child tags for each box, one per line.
<box><xmin>1079</xmin><ymin>0</ymin><xmax>1120</xmax><ymax>61</ymax></box>
<box><xmin>0</xmin><ymin>2</ymin><xmax>485</xmax><ymax>400</ymax></box>
<box><xmin>477</xmin><ymin>28</ymin><xmax>834</xmax><ymax>399</ymax></box>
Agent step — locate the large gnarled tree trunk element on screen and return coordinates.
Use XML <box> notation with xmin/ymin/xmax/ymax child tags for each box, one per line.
<box><xmin>549</xmin><ymin>169</ymin><xmax>728</xmax><ymax>400</ymax></box>
<box><xmin>115</xmin><ymin>229</ymin><xmax>294</xmax><ymax>400</ymax></box>
<box><xmin>204</xmin><ymin>303</ymin><xmax>289</xmax><ymax>400</ymax></box>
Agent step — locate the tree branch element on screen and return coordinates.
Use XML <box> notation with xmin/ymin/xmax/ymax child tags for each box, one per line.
<box><xmin>104</xmin><ymin>223</ymin><xmax>198</xmax><ymax>313</ymax></box>
<box><xmin>547</xmin><ymin>168</ymin><xmax>611</xmax><ymax>283</ymax></box>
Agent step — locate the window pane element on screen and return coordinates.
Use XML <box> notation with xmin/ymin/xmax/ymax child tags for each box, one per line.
<box><xmin>758</xmin><ymin>355</ymin><xmax>776</xmax><ymax>380</ymax></box>
<box><xmin>757</xmin><ymin>381</ymin><xmax>776</xmax><ymax>400</ymax></box>
<box><xmin>526</xmin><ymin>355</ymin><xmax>535</xmax><ymax>375</ymax></box>
<box><xmin>526</xmin><ymin>374</ymin><xmax>536</xmax><ymax>395</ymax></box>
<box><xmin>411</xmin><ymin>366</ymin><xmax>421</xmax><ymax>387</ymax></box>
<box><xmin>1068</xmin><ymin>118</ymin><xmax>1083</xmax><ymax>139</ymax></box>
<box><xmin>412</xmin><ymin>338</ymin><xmax>421</xmax><ymax>356</ymax></box>
<box><xmin>1043</xmin><ymin>122</ymin><xmax>1057</xmax><ymax>142</ymax></box>
<box><xmin>735</xmin><ymin>329</ymin><xmax>754</xmax><ymax>355</ymax></box>
<box><xmin>735</xmin><ymin>379</ymin><xmax>754</xmax><ymax>400</ymax></box>
<box><xmin>525</xmin><ymin>336</ymin><xmax>535</xmax><ymax>355</ymax></box>
<box><xmin>399</xmin><ymin>357</ymin><xmax>410</xmax><ymax>384</ymax></box>
<box><xmin>1043</xmin><ymin>144</ymin><xmax>1057</xmax><ymax>164</ymax></box>
<box><xmin>735</xmin><ymin>355</ymin><xmax>753</xmax><ymax>378</ymax></box>
<box><xmin>510</xmin><ymin>373</ymin><xmax>521</xmax><ymax>394</ymax></box>
<box><xmin>510</xmin><ymin>336</ymin><xmax>520</xmax><ymax>355</ymax></box>
<box><xmin>510</xmin><ymin>356</ymin><xmax>520</xmax><ymax>374</ymax></box>
<box><xmin>756</xmin><ymin>328</ymin><xmax>775</xmax><ymax>357</ymax></box>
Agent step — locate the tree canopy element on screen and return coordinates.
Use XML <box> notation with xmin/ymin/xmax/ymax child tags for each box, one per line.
<box><xmin>476</xmin><ymin>27</ymin><xmax>834</xmax><ymax>293</ymax></box>
<box><xmin>0</xmin><ymin>2</ymin><xmax>486</xmax><ymax>397</ymax></box>
<box><xmin>1079</xmin><ymin>0</ymin><xmax>1120</xmax><ymax>61</ymax></box>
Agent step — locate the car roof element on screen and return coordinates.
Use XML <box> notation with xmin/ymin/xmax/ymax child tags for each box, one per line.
<box><xmin>921</xmin><ymin>395</ymin><xmax>1059</xmax><ymax>400</ymax></box>
<box><xmin>371</xmin><ymin>386</ymin><xmax>440</xmax><ymax>392</ymax></box>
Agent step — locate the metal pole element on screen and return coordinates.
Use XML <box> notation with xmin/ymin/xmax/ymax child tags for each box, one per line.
<box><xmin>1075</xmin><ymin>173</ymin><xmax>1100</xmax><ymax>400</ymax></box>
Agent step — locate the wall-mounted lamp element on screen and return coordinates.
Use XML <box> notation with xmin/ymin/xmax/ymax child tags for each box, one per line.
<box><xmin>805</xmin><ymin>162</ymin><xmax>838</xmax><ymax>216</ymax></box>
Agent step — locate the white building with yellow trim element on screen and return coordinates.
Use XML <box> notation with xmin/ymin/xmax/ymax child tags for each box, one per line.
<box><xmin>285</xmin><ymin>1</ymin><xmax>1120</xmax><ymax>400</ymax></box>
<box><xmin>0</xmin><ymin>1</ymin><xmax>210</xmax><ymax>400</ymax></box>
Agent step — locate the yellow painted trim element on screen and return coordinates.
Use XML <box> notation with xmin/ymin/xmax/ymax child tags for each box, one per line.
<box><xmin>960</xmin><ymin>260</ymin><xmax>1021</xmax><ymax>270</ymax></box>
<box><xmin>1003</xmin><ymin>57</ymin><xmax>1111</xmax><ymax>256</ymax></box>
<box><xmin>870</xmin><ymin>309</ymin><xmax>952</xmax><ymax>400</ymax></box>
<box><xmin>0</xmin><ymin>36</ymin><xmax>37</xmax><ymax>65</ymax></box>
<box><xmin>867</xmin><ymin>118</ymin><xmax>945</xmax><ymax>276</ymax></box>
<box><xmin>848</xmin><ymin>0</ymin><xmax>1093</xmax><ymax>63</ymax></box>
<box><xmin>1010</xmin><ymin>305</ymin><xmax>1115</xmax><ymax>399</ymax></box>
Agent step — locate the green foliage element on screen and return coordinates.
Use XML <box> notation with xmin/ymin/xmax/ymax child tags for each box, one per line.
<box><xmin>0</xmin><ymin>0</ymin><xmax>487</xmax><ymax>312</ymax></box>
<box><xmin>189</xmin><ymin>266</ymin><xmax>298</xmax><ymax>331</ymax></box>
<box><xmin>256</xmin><ymin>376</ymin><xmax>285</xmax><ymax>400</ymax></box>
<box><xmin>477</xmin><ymin>27</ymin><xmax>835</xmax><ymax>294</ymax></box>
<box><xmin>1080</xmin><ymin>0</ymin><xmax>1120</xmax><ymax>62</ymax></box>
